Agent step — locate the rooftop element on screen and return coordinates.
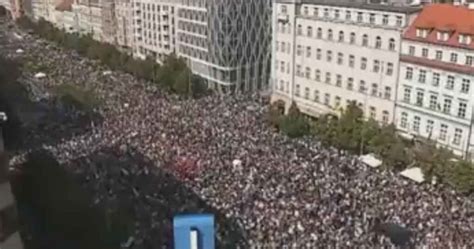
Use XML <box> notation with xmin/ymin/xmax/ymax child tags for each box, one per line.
<box><xmin>404</xmin><ymin>4</ymin><xmax>474</xmax><ymax>49</ymax></box>
<box><xmin>276</xmin><ymin>0</ymin><xmax>422</xmax><ymax>13</ymax></box>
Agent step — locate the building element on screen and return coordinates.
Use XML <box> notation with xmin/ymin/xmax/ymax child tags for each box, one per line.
<box><xmin>132</xmin><ymin>0</ymin><xmax>272</xmax><ymax>93</ymax></box>
<box><xmin>53</xmin><ymin>0</ymin><xmax>78</xmax><ymax>32</ymax></box>
<box><xmin>73</xmin><ymin>0</ymin><xmax>102</xmax><ymax>40</ymax></box>
<box><xmin>115</xmin><ymin>0</ymin><xmax>133</xmax><ymax>49</ymax></box>
<box><xmin>395</xmin><ymin>4</ymin><xmax>474</xmax><ymax>158</ymax></box>
<box><xmin>271</xmin><ymin>0</ymin><xmax>421</xmax><ymax>124</ymax></box>
<box><xmin>0</xmin><ymin>0</ymin><xmax>24</xmax><ymax>19</ymax></box>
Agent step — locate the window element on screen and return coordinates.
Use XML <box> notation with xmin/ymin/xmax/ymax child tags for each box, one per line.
<box><xmin>316</xmin><ymin>48</ymin><xmax>322</xmax><ymax>60</ymax></box>
<box><xmin>422</xmin><ymin>48</ymin><xmax>428</xmax><ymax>57</ymax></box>
<box><xmin>281</xmin><ymin>5</ymin><xmax>287</xmax><ymax>14</ymax></box>
<box><xmin>315</xmin><ymin>69</ymin><xmax>321</xmax><ymax>81</ymax></box>
<box><xmin>297</xmin><ymin>25</ymin><xmax>303</xmax><ymax>35</ymax></box>
<box><xmin>281</xmin><ymin>42</ymin><xmax>286</xmax><ymax>53</ymax></box>
<box><xmin>375</xmin><ymin>36</ymin><xmax>382</xmax><ymax>48</ymax></box>
<box><xmin>297</xmin><ymin>45</ymin><xmax>302</xmax><ymax>56</ymax></box>
<box><xmin>453</xmin><ymin>128</ymin><xmax>462</xmax><ymax>145</ymax></box>
<box><xmin>426</xmin><ymin>120</ymin><xmax>434</xmax><ymax>135</ymax></box>
<box><xmin>314</xmin><ymin>90</ymin><xmax>320</xmax><ymax>102</ymax></box>
<box><xmin>443</xmin><ymin>98</ymin><xmax>452</xmax><ymax>114</ymax></box>
<box><xmin>373</xmin><ymin>60</ymin><xmax>380</xmax><ymax>73</ymax></box>
<box><xmin>338</xmin><ymin>31</ymin><xmax>344</xmax><ymax>42</ymax></box>
<box><xmin>419</xmin><ymin>70</ymin><xmax>426</xmax><ymax>83</ymax></box>
<box><xmin>335</xmin><ymin>9</ymin><xmax>340</xmax><ymax>19</ymax></box>
<box><xmin>384</xmin><ymin>86</ymin><xmax>391</xmax><ymax>99</ymax></box>
<box><xmin>401</xmin><ymin>112</ymin><xmax>408</xmax><ymax>128</ymax></box>
<box><xmin>403</xmin><ymin>87</ymin><xmax>411</xmax><ymax>102</ymax></box>
<box><xmin>459</xmin><ymin>34</ymin><xmax>471</xmax><ymax>45</ymax></box>
<box><xmin>371</xmin><ymin>83</ymin><xmax>378</xmax><ymax>96</ymax></box>
<box><xmin>280</xmin><ymin>80</ymin><xmax>284</xmax><ymax>91</ymax></box>
<box><xmin>305</xmin><ymin>67</ymin><xmax>311</xmax><ymax>78</ymax></box>
<box><xmin>306</xmin><ymin>46</ymin><xmax>312</xmax><ymax>57</ymax></box>
<box><xmin>347</xmin><ymin>78</ymin><xmax>354</xmax><ymax>90</ymax></box>
<box><xmin>382</xmin><ymin>15</ymin><xmax>388</xmax><ymax>25</ymax></box>
<box><xmin>433</xmin><ymin>73</ymin><xmax>440</xmax><ymax>86</ymax></box>
<box><xmin>416</xmin><ymin>91</ymin><xmax>424</xmax><ymax>106</ymax></box>
<box><xmin>369</xmin><ymin>13</ymin><xmax>375</xmax><ymax>24</ymax></box>
<box><xmin>405</xmin><ymin>67</ymin><xmax>413</xmax><ymax>80</ymax></box>
<box><xmin>416</xmin><ymin>28</ymin><xmax>428</xmax><ymax>38</ymax></box>
<box><xmin>446</xmin><ymin>76</ymin><xmax>455</xmax><ymax>90</ymax></box>
<box><xmin>335</xmin><ymin>96</ymin><xmax>341</xmax><ymax>107</ymax></box>
<box><xmin>345</xmin><ymin>10</ymin><xmax>351</xmax><ymax>20</ymax></box>
<box><xmin>386</xmin><ymin>63</ymin><xmax>393</xmax><ymax>76</ymax></box>
<box><xmin>450</xmin><ymin>53</ymin><xmax>458</xmax><ymax>63</ymax></box>
<box><xmin>409</xmin><ymin>46</ymin><xmax>415</xmax><ymax>55</ymax></box>
<box><xmin>436</xmin><ymin>50</ymin><xmax>443</xmax><ymax>60</ymax></box>
<box><xmin>361</xmin><ymin>57</ymin><xmax>367</xmax><ymax>70</ymax></box>
<box><xmin>461</xmin><ymin>79</ymin><xmax>470</xmax><ymax>93</ymax></box>
<box><xmin>327</xmin><ymin>50</ymin><xmax>332</xmax><ymax>62</ymax></box>
<box><xmin>413</xmin><ymin>116</ymin><xmax>420</xmax><ymax>133</ymax></box>
<box><xmin>337</xmin><ymin>53</ymin><xmax>343</xmax><ymax>65</ymax></box>
<box><xmin>350</xmin><ymin>32</ymin><xmax>356</xmax><ymax>44</ymax></box>
<box><xmin>313</xmin><ymin>7</ymin><xmax>319</xmax><ymax>17</ymax></box>
<box><xmin>389</xmin><ymin>38</ymin><xmax>396</xmax><ymax>51</ymax></box>
<box><xmin>327</xmin><ymin>29</ymin><xmax>333</xmax><ymax>40</ymax></box>
<box><xmin>437</xmin><ymin>31</ymin><xmax>449</xmax><ymax>41</ymax></box>
<box><xmin>357</xmin><ymin>12</ymin><xmax>363</xmax><ymax>22</ymax></box>
<box><xmin>280</xmin><ymin>61</ymin><xmax>285</xmax><ymax>72</ymax></box>
<box><xmin>382</xmin><ymin>111</ymin><xmax>389</xmax><ymax>124</ymax></box>
<box><xmin>396</xmin><ymin>16</ymin><xmax>402</xmax><ymax>26</ymax></box>
<box><xmin>295</xmin><ymin>84</ymin><xmax>300</xmax><ymax>96</ymax></box>
<box><xmin>304</xmin><ymin>87</ymin><xmax>310</xmax><ymax>99</ymax></box>
<box><xmin>307</xmin><ymin>26</ymin><xmax>313</xmax><ymax>37</ymax></box>
<box><xmin>324</xmin><ymin>93</ymin><xmax>330</xmax><ymax>105</ymax></box>
<box><xmin>359</xmin><ymin>80</ymin><xmax>366</xmax><ymax>93</ymax></box>
<box><xmin>317</xmin><ymin>28</ymin><xmax>322</xmax><ymax>38</ymax></box>
<box><xmin>286</xmin><ymin>82</ymin><xmax>289</xmax><ymax>93</ymax></box>
<box><xmin>325</xmin><ymin>72</ymin><xmax>331</xmax><ymax>84</ymax></box>
<box><xmin>286</xmin><ymin>62</ymin><xmax>290</xmax><ymax>73</ymax></box>
<box><xmin>324</xmin><ymin>8</ymin><xmax>329</xmax><ymax>18</ymax></box>
<box><xmin>458</xmin><ymin>101</ymin><xmax>467</xmax><ymax>118</ymax></box>
<box><xmin>429</xmin><ymin>95</ymin><xmax>438</xmax><ymax>110</ymax></box>
<box><xmin>466</xmin><ymin>56</ymin><xmax>473</xmax><ymax>66</ymax></box>
<box><xmin>336</xmin><ymin>74</ymin><xmax>342</xmax><ymax>87</ymax></box>
<box><xmin>296</xmin><ymin>64</ymin><xmax>302</xmax><ymax>76</ymax></box>
<box><xmin>362</xmin><ymin>34</ymin><xmax>368</xmax><ymax>46</ymax></box>
<box><xmin>369</xmin><ymin>106</ymin><xmax>376</xmax><ymax>119</ymax></box>
<box><xmin>439</xmin><ymin>124</ymin><xmax>448</xmax><ymax>141</ymax></box>
<box><xmin>349</xmin><ymin>55</ymin><xmax>355</xmax><ymax>68</ymax></box>
<box><xmin>303</xmin><ymin>6</ymin><xmax>309</xmax><ymax>15</ymax></box>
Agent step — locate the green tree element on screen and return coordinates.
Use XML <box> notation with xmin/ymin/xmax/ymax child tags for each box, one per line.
<box><xmin>172</xmin><ymin>68</ymin><xmax>192</xmax><ymax>95</ymax></box>
<box><xmin>279</xmin><ymin>114</ymin><xmax>310</xmax><ymax>138</ymax></box>
<box><xmin>412</xmin><ymin>141</ymin><xmax>452</xmax><ymax>179</ymax></box>
<box><xmin>446</xmin><ymin>161</ymin><xmax>474</xmax><ymax>194</ymax></box>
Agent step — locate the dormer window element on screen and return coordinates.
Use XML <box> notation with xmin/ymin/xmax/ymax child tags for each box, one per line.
<box><xmin>416</xmin><ymin>28</ymin><xmax>429</xmax><ymax>38</ymax></box>
<box><xmin>436</xmin><ymin>31</ymin><xmax>449</xmax><ymax>41</ymax></box>
<box><xmin>459</xmin><ymin>34</ymin><xmax>472</xmax><ymax>45</ymax></box>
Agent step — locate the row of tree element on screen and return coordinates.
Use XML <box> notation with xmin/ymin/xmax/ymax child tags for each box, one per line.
<box><xmin>269</xmin><ymin>101</ymin><xmax>474</xmax><ymax>194</ymax></box>
<box><xmin>16</xmin><ymin>17</ymin><xmax>207</xmax><ymax>98</ymax></box>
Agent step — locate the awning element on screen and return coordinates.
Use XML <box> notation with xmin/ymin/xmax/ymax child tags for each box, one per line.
<box><xmin>359</xmin><ymin>154</ymin><xmax>382</xmax><ymax>168</ymax></box>
<box><xmin>400</xmin><ymin>167</ymin><xmax>425</xmax><ymax>183</ymax></box>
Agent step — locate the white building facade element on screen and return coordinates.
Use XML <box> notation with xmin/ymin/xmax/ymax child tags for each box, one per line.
<box><xmin>395</xmin><ymin>4</ymin><xmax>474</xmax><ymax>159</ymax></box>
<box><xmin>132</xmin><ymin>0</ymin><xmax>272</xmax><ymax>93</ymax></box>
<box><xmin>271</xmin><ymin>0</ymin><xmax>420</xmax><ymax>123</ymax></box>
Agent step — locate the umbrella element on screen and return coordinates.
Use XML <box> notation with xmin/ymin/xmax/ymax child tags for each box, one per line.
<box><xmin>380</xmin><ymin>223</ymin><xmax>413</xmax><ymax>247</ymax></box>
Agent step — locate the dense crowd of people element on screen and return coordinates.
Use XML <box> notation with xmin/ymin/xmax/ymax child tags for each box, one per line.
<box><xmin>2</xmin><ymin>22</ymin><xmax>473</xmax><ymax>248</ymax></box>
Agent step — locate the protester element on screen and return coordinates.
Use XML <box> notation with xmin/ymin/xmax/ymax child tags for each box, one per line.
<box><xmin>2</xmin><ymin>23</ymin><xmax>473</xmax><ymax>249</ymax></box>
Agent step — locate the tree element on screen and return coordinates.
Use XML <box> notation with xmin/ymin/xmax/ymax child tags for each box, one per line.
<box><xmin>172</xmin><ymin>68</ymin><xmax>191</xmax><ymax>95</ymax></box>
<box><xmin>446</xmin><ymin>161</ymin><xmax>474</xmax><ymax>194</ymax></box>
<box><xmin>190</xmin><ymin>74</ymin><xmax>207</xmax><ymax>98</ymax></box>
<box><xmin>412</xmin><ymin>141</ymin><xmax>451</xmax><ymax>179</ymax></box>
<box><xmin>279</xmin><ymin>114</ymin><xmax>309</xmax><ymax>138</ymax></box>
<box><xmin>53</xmin><ymin>84</ymin><xmax>100</xmax><ymax>114</ymax></box>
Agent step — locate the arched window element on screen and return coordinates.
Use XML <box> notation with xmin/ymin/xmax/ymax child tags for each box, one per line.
<box><xmin>389</xmin><ymin>38</ymin><xmax>396</xmax><ymax>51</ymax></box>
<box><xmin>317</xmin><ymin>27</ymin><xmax>322</xmax><ymax>38</ymax></box>
<box><xmin>375</xmin><ymin>36</ymin><xmax>382</xmax><ymax>48</ymax></box>
<box><xmin>350</xmin><ymin>32</ymin><xmax>356</xmax><ymax>44</ymax></box>
<box><xmin>362</xmin><ymin>34</ymin><xmax>368</xmax><ymax>46</ymax></box>
<box><xmin>338</xmin><ymin>31</ymin><xmax>344</xmax><ymax>42</ymax></box>
<box><xmin>328</xmin><ymin>29</ymin><xmax>333</xmax><ymax>40</ymax></box>
<box><xmin>297</xmin><ymin>24</ymin><xmax>303</xmax><ymax>35</ymax></box>
<box><xmin>307</xmin><ymin>26</ymin><xmax>313</xmax><ymax>37</ymax></box>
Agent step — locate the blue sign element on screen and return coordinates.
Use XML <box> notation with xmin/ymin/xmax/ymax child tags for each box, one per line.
<box><xmin>173</xmin><ymin>214</ymin><xmax>215</xmax><ymax>249</ymax></box>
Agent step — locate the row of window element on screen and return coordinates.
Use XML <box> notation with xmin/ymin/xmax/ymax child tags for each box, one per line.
<box><xmin>275</xmin><ymin>80</ymin><xmax>390</xmax><ymax>123</ymax></box>
<box><xmin>277</xmin><ymin>23</ymin><xmax>398</xmax><ymax>51</ymax></box>
<box><xmin>404</xmin><ymin>67</ymin><xmax>471</xmax><ymax>94</ymax></box>
<box><xmin>407</xmin><ymin>45</ymin><xmax>474</xmax><ymax>67</ymax></box>
<box><xmin>275</xmin><ymin>48</ymin><xmax>395</xmax><ymax>76</ymax></box>
<box><xmin>416</xmin><ymin>28</ymin><xmax>472</xmax><ymax>46</ymax></box>
<box><xmin>402</xmin><ymin>86</ymin><xmax>468</xmax><ymax>119</ymax></box>
<box><xmin>280</xmin><ymin>4</ymin><xmax>404</xmax><ymax>27</ymax></box>
<box><xmin>400</xmin><ymin>113</ymin><xmax>464</xmax><ymax>146</ymax></box>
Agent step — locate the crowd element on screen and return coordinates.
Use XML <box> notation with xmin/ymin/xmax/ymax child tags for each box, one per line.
<box><xmin>1</xmin><ymin>22</ymin><xmax>473</xmax><ymax>248</ymax></box>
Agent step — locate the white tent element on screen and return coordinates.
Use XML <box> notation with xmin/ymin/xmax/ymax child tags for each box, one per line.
<box><xmin>359</xmin><ymin>154</ymin><xmax>382</xmax><ymax>168</ymax></box>
<box><xmin>400</xmin><ymin>167</ymin><xmax>425</xmax><ymax>183</ymax></box>
<box><xmin>34</xmin><ymin>72</ymin><xmax>46</xmax><ymax>79</ymax></box>
<box><xmin>16</xmin><ymin>49</ymin><xmax>24</xmax><ymax>54</ymax></box>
